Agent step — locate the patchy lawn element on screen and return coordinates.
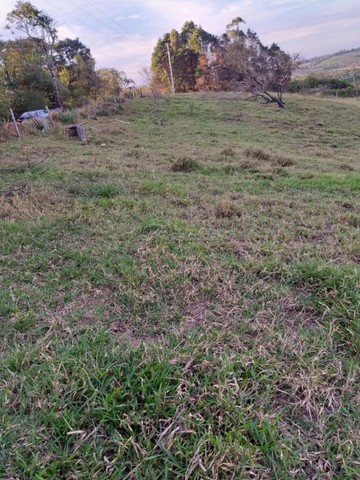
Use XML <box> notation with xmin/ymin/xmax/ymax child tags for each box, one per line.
<box><xmin>1</xmin><ymin>93</ymin><xmax>359</xmax><ymax>479</ymax></box>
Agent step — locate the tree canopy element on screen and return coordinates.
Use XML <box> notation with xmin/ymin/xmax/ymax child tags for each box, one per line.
<box><xmin>151</xmin><ymin>21</ymin><xmax>217</xmax><ymax>93</ymax></box>
<box><xmin>151</xmin><ymin>18</ymin><xmax>297</xmax><ymax>106</ymax></box>
<box><xmin>1</xmin><ymin>1</ymin><xmax>131</xmax><ymax>116</ymax></box>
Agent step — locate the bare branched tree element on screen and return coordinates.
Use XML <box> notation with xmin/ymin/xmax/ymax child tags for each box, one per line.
<box><xmin>221</xmin><ymin>23</ymin><xmax>298</xmax><ymax>107</ymax></box>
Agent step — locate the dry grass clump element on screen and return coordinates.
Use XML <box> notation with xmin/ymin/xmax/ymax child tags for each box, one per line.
<box><xmin>238</xmin><ymin>158</ymin><xmax>257</xmax><ymax>170</ymax></box>
<box><xmin>220</xmin><ymin>147</ymin><xmax>236</xmax><ymax>156</ymax></box>
<box><xmin>215</xmin><ymin>201</ymin><xmax>243</xmax><ymax>218</ymax></box>
<box><xmin>339</xmin><ymin>163</ymin><xmax>355</xmax><ymax>171</ymax></box>
<box><xmin>244</xmin><ymin>147</ymin><xmax>272</xmax><ymax>161</ymax></box>
<box><xmin>19</xmin><ymin>120</ymin><xmax>49</xmax><ymax>136</ymax></box>
<box><xmin>0</xmin><ymin>188</ymin><xmax>67</xmax><ymax>220</ymax></box>
<box><xmin>314</xmin><ymin>148</ymin><xmax>330</xmax><ymax>158</ymax></box>
<box><xmin>272</xmin><ymin>155</ymin><xmax>295</xmax><ymax>167</ymax></box>
<box><xmin>171</xmin><ymin>157</ymin><xmax>200</xmax><ymax>172</ymax></box>
<box><xmin>244</xmin><ymin>147</ymin><xmax>294</xmax><ymax>167</ymax></box>
<box><xmin>0</xmin><ymin>122</ymin><xmax>16</xmax><ymax>141</ymax></box>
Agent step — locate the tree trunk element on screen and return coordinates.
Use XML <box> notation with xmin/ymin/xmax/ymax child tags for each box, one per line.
<box><xmin>50</xmin><ymin>71</ymin><xmax>62</xmax><ymax>109</ymax></box>
<box><xmin>263</xmin><ymin>90</ymin><xmax>286</xmax><ymax>108</ymax></box>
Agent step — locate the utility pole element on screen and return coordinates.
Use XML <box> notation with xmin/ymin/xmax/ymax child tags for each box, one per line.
<box><xmin>166</xmin><ymin>42</ymin><xmax>176</xmax><ymax>94</ymax></box>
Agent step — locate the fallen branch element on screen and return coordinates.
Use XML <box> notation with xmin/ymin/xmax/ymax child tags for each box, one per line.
<box><xmin>4</xmin><ymin>157</ymin><xmax>48</xmax><ymax>173</ymax></box>
<box><xmin>0</xmin><ymin>181</ymin><xmax>28</xmax><ymax>196</ymax></box>
<box><xmin>26</xmin><ymin>157</ymin><xmax>47</xmax><ymax>169</ymax></box>
<box><xmin>115</xmin><ymin>119</ymin><xmax>131</xmax><ymax>125</ymax></box>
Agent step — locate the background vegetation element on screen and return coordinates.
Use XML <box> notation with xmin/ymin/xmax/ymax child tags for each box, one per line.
<box><xmin>0</xmin><ymin>1</ymin><xmax>134</xmax><ymax>117</ymax></box>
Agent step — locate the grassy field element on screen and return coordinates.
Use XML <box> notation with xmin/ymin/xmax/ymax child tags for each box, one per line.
<box><xmin>1</xmin><ymin>92</ymin><xmax>359</xmax><ymax>479</ymax></box>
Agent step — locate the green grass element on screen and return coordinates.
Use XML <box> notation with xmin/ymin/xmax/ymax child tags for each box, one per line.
<box><xmin>1</xmin><ymin>92</ymin><xmax>359</xmax><ymax>479</ymax></box>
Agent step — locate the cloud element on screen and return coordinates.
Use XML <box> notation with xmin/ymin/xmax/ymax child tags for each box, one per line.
<box><xmin>115</xmin><ymin>14</ymin><xmax>142</xmax><ymax>20</ymax></box>
<box><xmin>1</xmin><ymin>0</ymin><xmax>359</xmax><ymax>81</ymax></box>
<box><xmin>270</xmin><ymin>16</ymin><xmax>360</xmax><ymax>43</ymax></box>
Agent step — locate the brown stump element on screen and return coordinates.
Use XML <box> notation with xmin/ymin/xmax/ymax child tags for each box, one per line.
<box><xmin>66</xmin><ymin>124</ymin><xmax>88</xmax><ymax>143</ymax></box>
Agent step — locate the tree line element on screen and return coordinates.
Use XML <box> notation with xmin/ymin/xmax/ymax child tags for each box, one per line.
<box><xmin>1</xmin><ymin>3</ymin><xmax>299</xmax><ymax>117</ymax></box>
<box><xmin>152</xmin><ymin>18</ymin><xmax>298</xmax><ymax>107</ymax></box>
<box><xmin>0</xmin><ymin>1</ymin><xmax>133</xmax><ymax>117</ymax></box>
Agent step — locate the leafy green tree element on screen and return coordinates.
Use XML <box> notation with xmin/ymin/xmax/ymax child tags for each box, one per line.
<box><xmin>151</xmin><ymin>18</ymin><xmax>296</xmax><ymax>104</ymax></box>
<box><xmin>151</xmin><ymin>22</ymin><xmax>216</xmax><ymax>93</ymax></box>
<box><xmin>0</xmin><ymin>38</ymin><xmax>53</xmax><ymax>114</ymax></box>
<box><xmin>55</xmin><ymin>38</ymin><xmax>97</xmax><ymax>106</ymax></box>
<box><xmin>6</xmin><ymin>1</ymin><xmax>63</xmax><ymax>107</ymax></box>
<box><xmin>95</xmin><ymin>68</ymin><xmax>133</xmax><ymax>100</ymax></box>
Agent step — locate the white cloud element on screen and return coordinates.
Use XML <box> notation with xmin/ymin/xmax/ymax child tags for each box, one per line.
<box><xmin>270</xmin><ymin>16</ymin><xmax>360</xmax><ymax>43</ymax></box>
<box><xmin>1</xmin><ymin>0</ymin><xmax>359</xmax><ymax>80</ymax></box>
<box><xmin>115</xmin><ymin>14</ymin><xmax>142</xmax><ymax>20</ymax></box>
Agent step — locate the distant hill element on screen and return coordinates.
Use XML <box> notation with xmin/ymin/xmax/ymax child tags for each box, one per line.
<box><xmin>293</xmin><ymin>47</ymin><xmax>360</xmax><ymax>81</ymax></box>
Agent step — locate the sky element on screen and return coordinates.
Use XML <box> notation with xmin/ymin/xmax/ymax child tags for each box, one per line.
<box><xmin>1</xmin><ymin>0</ymin><xmax>360</xmax><ymax>83</ymax></box>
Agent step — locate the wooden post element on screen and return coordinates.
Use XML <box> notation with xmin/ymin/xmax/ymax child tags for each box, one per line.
<box><xmin>166</xmin><ymin>42</ymin><xmax>176</xmax><ymax>94</ymax></box>
<box><xmin>9</xmin><ymin>109</ymin><xmax>21</xmax><ymax>138</ymax></box>
<box><xmin>67</xmin><ymin>124</ymin><xmax>87</xmax><ymax>143</ymax></box>
<box><xmin>45</xmin><ymin>106</ymin><xmax>55</xmax><ymax>128</ymax></box>
<box><xmin>92</xmin><ymin>103</ymin><xmax>97</xmax><ymax>120</ymax></box>
<box><xmin>76</xmin><ymin>125</ymin><xmax>87</xmax><ymax>143</ymax></box>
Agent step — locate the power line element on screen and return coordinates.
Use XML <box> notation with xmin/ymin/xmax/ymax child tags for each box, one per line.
<box><xmin>36</xmin><ymin>0</ymin><xmax>99</xmax><ymax>33</ymax></box>
<box><xmin>37</xmin><ymin>0</ymin><xmax>129</xmax><ymax>38</ymax></box>
<box><xmin>81</xmin><ymin>0</ymin><xmax>131</xmax><ymax>35</ymax></box>
<box><xmin>60</xmin><ymin>0</ymin><xmax>126</xmax><ymax>37</ymax></box>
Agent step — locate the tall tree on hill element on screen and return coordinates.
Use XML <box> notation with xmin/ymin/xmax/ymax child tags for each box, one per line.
<box><xmin>55</xmin><ymin>38</ymin><xmax>98</xmax><ymax>106</ymax></box>
<box><xmin>0</xmin><ymin>38</ymin><xmax>53</xmax><ymax>114</ymax></box>
<box><xmin>96</xmin><ymin>68</ymin><xmax>134</xmax><ymax>100</ymax></box>
<box><xmin>221</xmin><ymin>20</ymin><xmax>295</xmax><ymax>107</ymax></box>
<box><xmin>6</xmin><ymin>1</ymin><xmax>63</xmax><ymax>108</ymax></box>
<box><xmin>151</xmin><ymin>21</ymin><xmax>217</xmax><ymax>93</ymax></box>
<box><xmin>151</xmin><ymin>18</ymin><xmax>296</xmax><ymax>106</ymax></box>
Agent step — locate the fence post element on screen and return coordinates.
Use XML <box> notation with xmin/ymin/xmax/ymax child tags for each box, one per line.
<box><xmin>9</xmin><ymin>109</ymin><xmax>21</xmax><ymax>138</ymax></box>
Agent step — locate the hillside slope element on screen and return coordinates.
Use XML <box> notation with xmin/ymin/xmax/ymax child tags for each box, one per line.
<box><xmin>1</xmin><ymin>93</ymin><xmax>359</xmax><ymax>479</ymax></box>
<box><xmin>294</xmin><ymin>47</ymin><xmax>360</xmax><ymax>79</ymax></box>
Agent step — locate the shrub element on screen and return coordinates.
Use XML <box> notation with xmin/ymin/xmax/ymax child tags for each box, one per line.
<box><xmin>289</xmin><ymin>76</ymin><xmax>357</xmax><ymax>97</ymax></box>
<box><xmin>58</xmin><ymin>111</ymin><xmax>78</xmax><ymax>125</ymax></box>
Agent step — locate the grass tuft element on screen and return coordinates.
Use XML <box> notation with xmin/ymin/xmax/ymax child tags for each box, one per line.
<box><xmin>89</xmin><ymin>183</ymin><xmax>121</xmax><ymax>198</ymax></box>
<box><xmin>171</xmin><ymin>157</ymin><xmax>200</xmax><ymax>172</ymax></box>
<box><xmin>215</xmin><ymin>201</ymin><xmax>243</xmax><ymax>218</ymax></box>
<box><xmin>244</xmin><ymin>147</ymin><xmax>272</xmax><ymax>161</ymax></box>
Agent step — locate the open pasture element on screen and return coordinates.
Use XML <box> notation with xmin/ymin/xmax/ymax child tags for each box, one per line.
<box><xmin>1</xmin><ymin>93</ymin><xmax>359</xmax><ymax>479</ymax></box>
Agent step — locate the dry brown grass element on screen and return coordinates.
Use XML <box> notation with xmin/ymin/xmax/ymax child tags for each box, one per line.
<box><xmin>215</xmin><ymin>201</ymin><xmax>243</xmax><ymax>218</ymax></box>
<box><xmin>171</xmin><ymin>157</ymin><xmax>200</xmax><ymax>172</ymax></box>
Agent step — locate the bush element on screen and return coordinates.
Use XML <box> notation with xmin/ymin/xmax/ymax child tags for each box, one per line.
<box><xmin>58</xmin><ymin>111</ymin><xmax>78</xmax><ymax>125</ymax></box>
<box><xmin>327</xmin><ymin>86</ymin><xmax>358</xmax><ymax>97</ymax></box>
<box><xmin>12</xmin><ymin>91</ymin><xmax>49</xmax><ymax>116</ymax></box>
<box><xmin>289</xmin><ymin>75</ymin><xmax>356</xmax><ymax>96</ymax></box>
